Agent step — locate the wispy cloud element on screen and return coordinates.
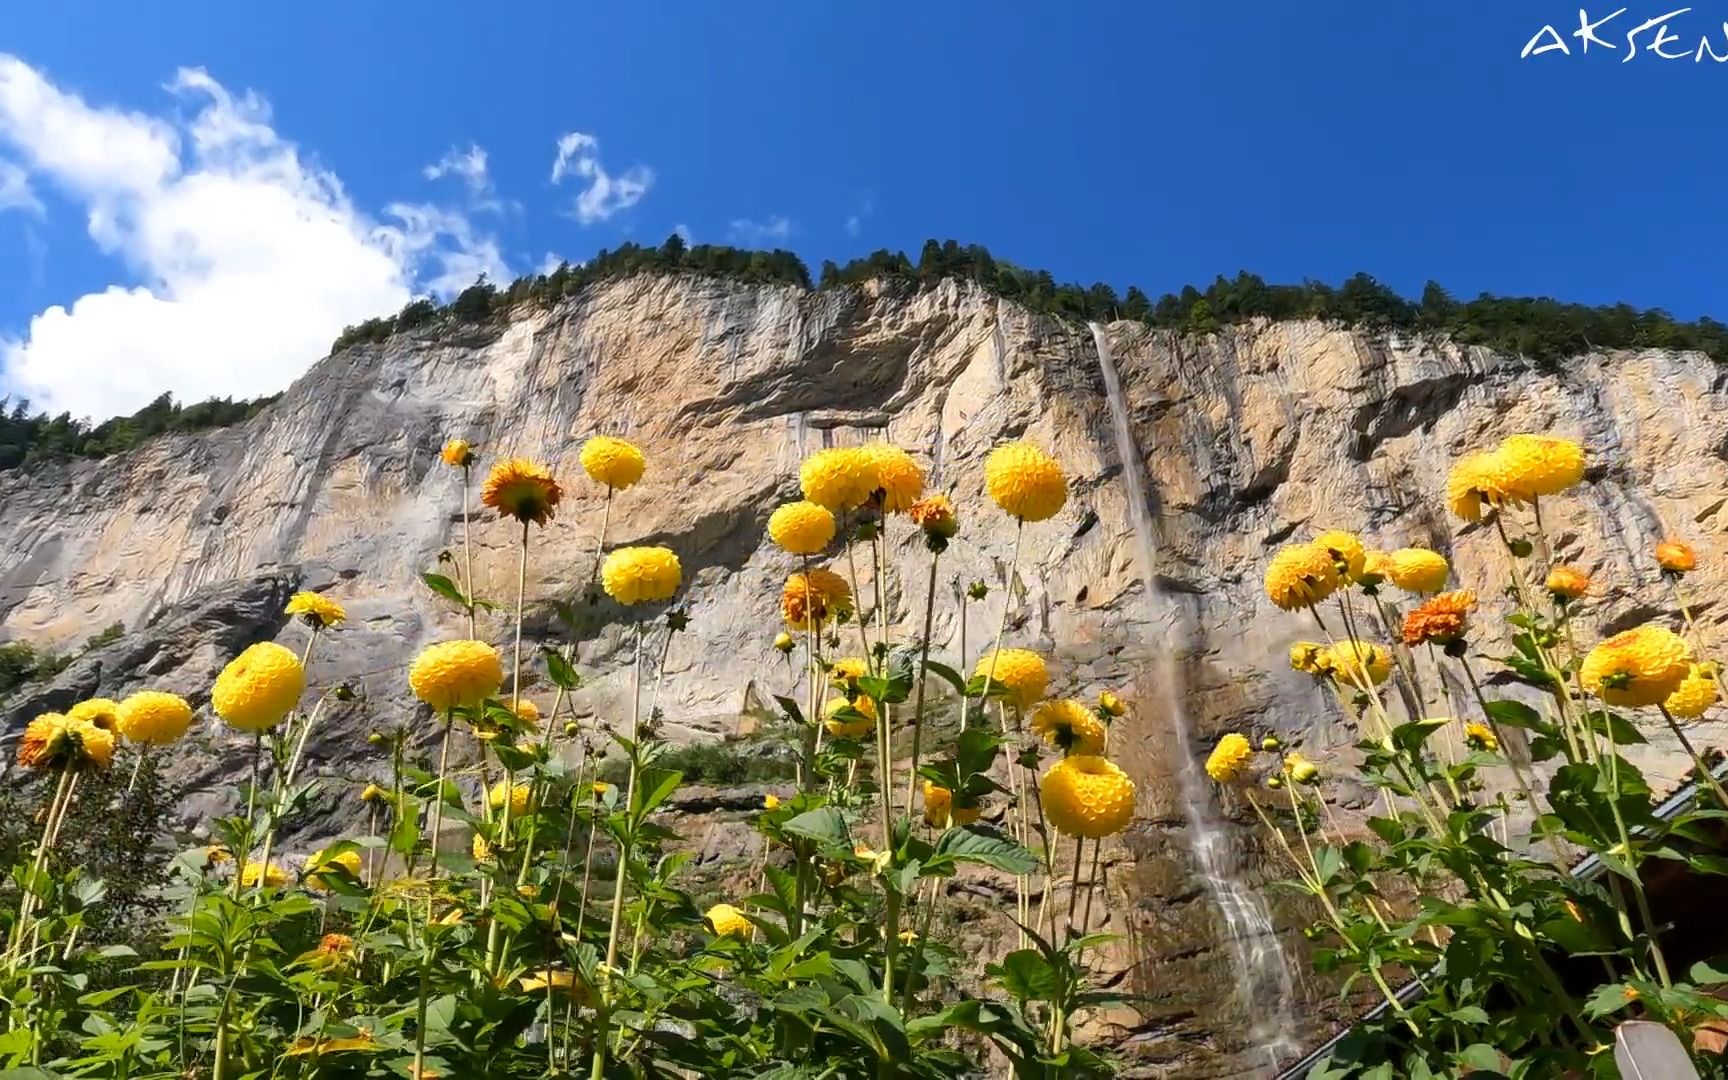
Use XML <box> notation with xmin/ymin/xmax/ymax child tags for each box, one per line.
<box><xmin>550</xmin><ymin>131</ymin><xmax>652</xmax><ymax>224</ymax></box>
<box><xmin>672</xmin><ymin>222</ymin><xmax>693</xmax><ymax>245</ymax></box>
<box><xmin>843</xmin><ymin>192</ymin><xmax>875</xmax><ymax>237</ymax></box>
<box><xmin>0</xmin><ymin>54</ymin><xmax>509</xmax><ymax>419</ymax></box>
<box><xmin>424</xmin><ymin>143</ymin><xmax>491</xmax><ymax>194</ymax></box>
<box><xmin>728</xmin><ymin>215</ymin><xmax>793</xmax><ymax>245</ymax></box>
<box><xmin>0</xmin><ymin>157</ymin><xmax>42</xmax><ymax>215</ymax></box>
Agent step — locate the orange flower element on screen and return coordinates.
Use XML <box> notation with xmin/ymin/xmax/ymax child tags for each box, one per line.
<box><xmin>907</xmin><ymin>494</ymin><xmax>958</xmax><ymax>540</ymax></box>
<box><xmin>1401</xmin><ymin>590</ymin><xmax>1477</xmax><ymax>647</ymax></box>
<box><xmin>781</xmin><ymin>568</ymin><xmax>852</xmax><ymax>630</ymax></box>
<box><xmin>481</xmin><ymin>458</ymin><xmax>562</xmax><ymax>526</ymax></box>
<box><xmin>1545</xmin><ymin>565</ymin><xmax>1591</xmax><ymax>602</ymax></box>
<box><xmin>1656</xmin><ymin>539</ymin><xmax>1697</xmax><ymax>574</ymax></box>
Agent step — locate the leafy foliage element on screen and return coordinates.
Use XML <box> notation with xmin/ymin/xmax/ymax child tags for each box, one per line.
<box><xmin>0</xmin><ymin>391</ymin><xmax>277</xmax><ymax>473</ymax></box>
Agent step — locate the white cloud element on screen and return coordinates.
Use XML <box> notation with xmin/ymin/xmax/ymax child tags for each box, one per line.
<box><xmin>537</xmin><ymin>251</ymin><xmax>566</xmax><ymax>276</ymax></box>
<box><xmin>843</xmin><ymin>192</ymin><xmax>874</xmax><ymax>237</ymax></box>
<box><xmin>728</xmin><ymin>215</ymin><xmax>793</xmax><ymax>245</ymax></box>
<box><xmin>550</xmin><ymin>130</ymin><xmax>652</xmax><ymax>224</ymax></box>
<box><xmin>672</xmin><ymin>223</ymin><xmax>693</xmax><ymax>245</ymax></box>
<box><xmin>0</xmin><ymin>158</ymin><xmax>41</xmax><ymax>215</ymax></box>
<box><xmin>0</xmin><ymin>55</ymin><xmax>509</xmax><ymax>420</ymax></box>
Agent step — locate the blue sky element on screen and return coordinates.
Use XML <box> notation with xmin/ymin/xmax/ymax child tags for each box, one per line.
<box><xmin>2</xmin><ymin>2</ymin><xmax>1725</xmax><ymax>420</ymax></box>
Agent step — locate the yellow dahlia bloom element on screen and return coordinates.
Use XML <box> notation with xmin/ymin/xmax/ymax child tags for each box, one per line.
<box><xmin>520</xmin><ymin>968</ymin><xmax>594</xmax><ymax>1003</ymax></box>
<box><xmin>1447</xmin><ymin>451</ymin><xmax>1511</xmax><ymax>522</ymax></box>
<box><xmin>579</xmin><ymin>435</ymin><xmax>646</xmax><ymax>491</ymax></box>
<box><xmin>488</xmin><ymin>781</ymin><xmax>535</xmax><ymax>818</ymax></box>
<box><xmin>481</xmin><ymin>457</ymin><xmax>562</xmax><ymax>526</ymax></box>
<box><xmin>861</xmin><ymin>443</ymin><xmax>925</xmax><ymax>513</ymax></box>
<box><xmin>592</xmin><ymin>781</ymin><xmax>611</xmax><ymax>799</ymax></box>
<box><xmin>823</xmin><ymin>695</ymin><xmax>877</xmax><ymax>739</ymax></box>
<box><xmin>213</xmin><ymin>642</ymin><xmax>306</xmax><ymax>732</ymax></box>
<box><xmin>1463</xmin><ymin>721</ymin><xmax>1498</xmax><ymax>752</ymax></box>
<box><xmin>781</xmin><ymin>568</ymin><xmax>852</xmax><ymax>630</ymax></box>
<box><xmin>25</xmin><ymin>713</ymin><xmax>118</xmax><ymax>771</ymax></box>
<box><xmin>285</xmin><ymin>591</ymin><xmax>346</xmax><ymax>630</ymax></box>
<box><xmin>360</xmin><ymin>783</ymin><xmax>386</xmax><ymax>803</ymax></box>
<box><xmin>907</xmin><ymin>494</ymin><xmax>958</xmax><ymax>539</ymax></box>
<box><xmin>1041</xmin><ymin>755</ymin><xmax>1136</xmax><ymax>839</ymax></box>
<box><xmin>510</xmin><ymin>698</ymin><xmax>541</xmax><ymax>726</ymax></box>
<box><xmin>985</xmin><ymin>442</ymin><xmax>1067</xmax><ymax>522</ymax></box>
<box><xmin>1656</xmin><ymin>539</ymin><xmax>1697</xmax><ymax>574</ymax></box>
<box><xmin>1205</xmin><ymin>733</ymin><xmax>1254</xmax><ymax>784</ymax></box>
<box><xmin>1030</xmin><ymin>698</ymin><xmax>1108</xmax><ymax>755</ymax></box>
<box><xmin>1313</xmin><ymin>530</ymin><xmax>1367</xmax><ymax>581</ymax></box>
<box><xmin>1665</xmin><ymin>663</ymin><xmax>1719</xmax><ymax>720</ymax></box>
<box><xmin>115</xmin><ymin>691</ymin><xmax>193</xmax><ymax>745</ymax></box>
<box><xmin>409</xmin><ymin>639</ymin><xmax>503</xmax><ymax>711</ymax></box>
<box><xmin>1264</xmin><ymin>544</ymin><xmax>1340</xmax><ymax>611</ymax></box>
<box><xmin>706</xmin><ymin>902</ymin><xmax>752</xmax><ymax>939</ymax></box>
<box><xmin>601</xmin><ymin>546</ymin><xmax>682</xmax><ymax>605</ymax></box>
<box><xmin>1359</xmin><ymin>550</ymin><xmax>1393</xmax><ymax>585</ymax></box>
<box><xmin>441</xmin><ymin>439</ymin><xmax>474</xmax><ymax>468</ymax></box>
<box><xmin>72</xmin><ymin>717</ymin><xmax>115</xmax><ymax>769</ymax></box>
<box><xmin>973</xmin><ymin>648</ymin><xmax>1049</xmax><ymax>709</ymax></box>
<box><xmin>799</xmin><ymin>447</ymin><xmax>879</xmax><ymax>511</ymax></box>
<box><xmin>1495</xmin><ymin>434</ymin><xmax>1585</xmax><ymax>502</ymax></box>
<box><xmin>768</xmin><ymin>500</ymin><xmax>836</xmax><ymax>555</ymax></box>
<box><xmin>1580</xmin><ymin>625</ymin><xmax>1691</xmax><ymax>707</ymax></box>
<box><xmin>923</xmin><ymin>781</ymin><xmax>983</xmax><ymax>828</ymax></box>
<box><xmin>68</xmin><ymin>697</ymin><xmax>121</xmax><ymax>733</ymax></box>
<box><xmin>241</xmin><ymin>861</ymin><xmax>290</xmax><ymax>889</ymax></box>
<box><xmin>763</xmin><ymin>793</ymin><xmax>781</xmax><ymax>810</ymax></box>
<box><xmin>1289</xmin><ymin>641</ymin><xmax>1330</xmax><ymax>676</ymax></box>
<box><xmin>304</xmin><ymin>849</ymin><xmax>363</xmax><ymax>891</ymax></box>
<box><xmin>773</xmin><ymin>631</ymin><xmax>794</xmax><ymax>654</ymax></box>
<box><xmin>828</xmin><ymin>656</ymin><xmax>870</xmax><ymax>687</ymax></box>
<box><xmin>1546</xmin><ymin>565</ymin><xmax>1591</xmax><ymax>601</ymax></box>
<box><xmin>1401</xmin><ymin>590</ymin><xmax>1477</xmax><ymax>647</ymax></box>
<box><xmin>471</xmin><ymin>832</ymin><xmax>494</xmax><ymax>861</ymax></box>
<box><xmin>1386</xmin><ymin>548</ymin><xmax>1450</xmax><ymax>594</ymax></box>
<box><xmin>1283</xmin><ymin>751</ymin><xmax>1319</xmax><ymax>785</ymax></box>
<box><xmin>1324</xmin><ymin>640</ymin><xmax>1392</xmax><ymax>687</ymax></box>
<box><xmin>1098</xmin><ymin>690</ymin><xmax>1126</xmax><ymax>717</ymax></box>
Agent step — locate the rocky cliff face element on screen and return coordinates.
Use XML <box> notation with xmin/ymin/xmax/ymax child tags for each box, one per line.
<box><xmin>3</xmin><ymin>274</ymin><xmax>1726</xmax><ymax>1076</ymax></box>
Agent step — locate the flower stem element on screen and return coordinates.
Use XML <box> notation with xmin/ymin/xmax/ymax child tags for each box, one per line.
<box><xmin>461</xmin><ymin>462</ymin><xmax>476</xmax><ymax>640</ymax></box>
<box><xmin>902</xmin><ymin>548</ymin><xmax>942</xmax><ymax>815</ymax></box>
<box><xmin>1658</xmin><ymin>703</ymin><xmax>1728</xmax><ymax>810</ymax></box>
<box><xmin>592</xmin><ymin>620</ymin><xmax>645</xmax><ymax>1080</ymax></box>
<box><xmin>411</xmin><ymin>712</ymin><xmax>456</xmax><ymax>1080</ymax></box>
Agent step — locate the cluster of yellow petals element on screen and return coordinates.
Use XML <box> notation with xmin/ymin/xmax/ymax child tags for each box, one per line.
<box><xmin>922</xmin><ymin>781</ymin><xmax>983</xmax><ymax>828</ymax></box>
<box><xmin>1401</xmin><ymin>590</ymin><xmax>1477</xmax><ymax>647</ymax></box>
<box><xmin>1029</xmin><ymin>698</ymin><xmax>1108</xmax><ymax>755</ymax></box>
<box><xmin>1463</xmin><ymin>721</ymin><xmax>1498</xmax><ymax>752</ymax></box>
<box><xmin>1447</xmin><ymin>434</ymin><xmax>1585</xmax><ymax>520</ymax></box>
<box><xmin>706</xmin><ymin>902</ymin><xmax>752</xmax><ymax>938</ymax></box>
<box><xmin>1098</xmin><ymin>690</ymin><xmax>1127</xmax><ymax>717</ymax></box>
<box><xmin>822</xmin><ymin>695</ymin><xmax>876</xmax><ymax>739</ymax></box>
<box><xmin>1664</xmin><ymin>663</ymin><xmax>1719</xmax><ymax>719</ymax></box>
<box><xmin>481</xmin><ymin>458</ymin><xmax>562</xmax><ymax>526</ymax></box>
<box><xmin>1205</xmin><ymin>733</ymin><xmax>1254</xmax><ymax>784</ymax></box>
<box><xmin>1325</xmin><ymin>640</ymin><xmax>1392</xmax><ymax>687</ymax></box>
<box><xmin>828</xmin><ymin>656</ymin><xmax>870</xmax><ymax>687</ymax></box>
<box><xmin>440</xmin><ymin>439</ymin><xmax>474</xmax><ymax>468</ymax></box>
<box><xmin>408</xmin><ymin>639</ymin><xmax>503</xmax><ymax>711</ymax></box>
<box><xmin>117</xmin><ymin>691</ymin><xmax>194</xmax><ymax>745</ymax></box>
<box><xmin>781</xmin><ymin>568</ymin><xmax>852</xmax><ymax>630</ymax></box>
<box><xmin>799</xmin><ymin>447</ymin><xmax>880</xmax><ymax>512</ymax></box>
<box><xmin>304</xmin><ymin>849</ymin><xmax>363</xmax><ymax>891</ymax></box>
<box><xmin>241</xmin><ymin>861</ymin><xmax>290</xmax><ymax>889</ymax></box>
<box><xmin>973</xmin><ymin>648</ymin><xmax>1049</xmax><ymax>708</ymax></box>
<box><xmin>286</xmin><ymin>591</ymin><xmax>347</xmax><ymax>630</ymax></box>
<box><xmin>1263</xmin><ymin>543</ymin><xmax>1341</xmax><ymax>611</ymax></box>
<box><xmin>861</xmin><ymin>443</ymin><xmax>925</xmax><ymax>513</ymax></box>
<box><xmin>67</xmin><ymin>698</ymin><xmax>121</xmax><ymax>733</ymax></box>
<box><xmin>520</xmin><ymin>968</ymin><xmax>595</xmax><ymax>1003</ymax></box>
<box><xmin>768</xmin><ymin>501</ymin><xmax>836</xmax><ymax>555</ymax></box>
<box><xmin>1546</xmin><ymin>565</ymin><xmax>1592</xmax><ymax>601</ymax></box>
<box><xmin>907</xmin><ymin>494</ymin><xmax>958</xmax><ymax>539</ymax></box>
<box><xmin>488</xmin><ymin>781</ymin><xmax>535</xmax><ymax>818</ymax></box>
<box><xmin>1288</xmin><ymin>641</ymin><xmax>1330</xmax><ymax>676</ymax></box>
<box><xmin>601</xmin><ymin>546</ymin><xmax>683</xmax><ymax>605</ymax></box>
<box><xmin>18</xmin><ymin>712</ymin><xmax>115</xmax><ymax>771</ymax></box>
<box><xmin>1040</xmin><ymin>755</ymin><xmax>1136</xmax><ymax>838</ymax></box>
<box><xmin>984</xmin><ymin>442</ymin><xmax>1068</xmax><ymax>522</ymax></box>
<box><xmin>579</xmin><ymin>435</ymin><xmax>646</xmax><ymax>491</ymax></box>
<box><xmin>1446</xmin><ymin>451</ymin><xmax>1515</xmax><ymax>523</ymax></box>
<box><xmin>1580</xmin><ymin>625</ymin><xmax>1691</xmax><ymax>707</ymax></box>
<box><xmin>1312</xmin><ymin>530</ymin><xmax>1367</xmax><ymax>581</ymax></box>
<box><xmin>213</xmin><ymin>642</ymin><xmax>306</xmax><ymax>732</ymax></box>
<box><xmin>1656</xmin><ymin>539</ymin><xmax>1697</xmax><ymax>574</ymax></box>
<box><xmin>1283</xmin><ymin>751</ymin><xmax>1319</xmax><ymax>785</ymax></box>
<box><xmin>1386</xmin><ymin>548</ymin><xmax>1451</xmax><ymax>594</ymax></box>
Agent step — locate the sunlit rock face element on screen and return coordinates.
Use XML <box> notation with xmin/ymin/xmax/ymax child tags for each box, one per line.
<box><xmin>3</xmin><ymin>273</ymin><xmax>1723</xmax><ymax>1075</ymax></box>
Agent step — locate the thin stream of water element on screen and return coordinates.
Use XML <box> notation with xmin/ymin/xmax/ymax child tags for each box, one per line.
<box><xmin>1089</xmin><ymin>322</ymin><xmax>1300</xmax><ymax>1067</ymax></box>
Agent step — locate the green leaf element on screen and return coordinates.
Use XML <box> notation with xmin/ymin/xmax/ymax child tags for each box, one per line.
<box><xmin>1390</xmin><ymin>716</ymin><xmax>1452</xmax><ymax>751</ymax></box>
<box><xmin>632</xmin><ymin>768</ymin><xmax>684</xmax><ymax>820</ymax></box>
<box><xmin>989</xmin><ymin>949</ymin><xmax>1059</xmax><ymax>1001</ymax></box>
<box><xmin>858</xmin><ymin>674</ymin><xmax>912</xmax><ymax>705</ymax></box>
<box><xmin>773</xmin><ymin>695</ymin><xmax>806</xmax><ymax>725</ymax></box>
<box><xmin>1692</xmin><ymin>961</ymin><xmax>1728</xmax><ymax>985</ymax></box>
<box><xmin>935</xmin><ymin>827</ymin><xmax>1038</xmax><ymax>875</ymax></box>
<box><xmin>784</xmin><ymin>807</ymin><xmax>850</xmax><ymax>849</ymax></box>
<box><xmin>1481</xmin><ymin>699</ymin><xmax>1543</xmax><ymax>730</ymax></box>
<box><xmin>422</xmin><ymin>572</ymin><xmax>469</xmax><ymax>609</ymax></box>
<box><xmin>542</xmin><ymin>646</ymin><xmax>581</xmax><ymax>690</ymax></box>
<box><xmin>922</xmin><ymin>660</ymin><xmax>966</xmax><ymax>696</ymax></box>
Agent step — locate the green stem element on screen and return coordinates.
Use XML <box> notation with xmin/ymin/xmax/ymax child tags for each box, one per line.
<box><xmin>1658</xmin><ymin>704</ymin><xmax>1728</xmax><ymax>811</ymax></box>
<box><xmin>902</xmin><ymin>548</ymin><xmax>942</xmax><ymax>815</ymax></box>
<box><xmin>592</xmin><ymin>621</ymin><xmax>646</xmax><ymax>1080</ymax></box>
<box><xmin>411</xmin><ymin>714</ymin><xmax>457</xmax><ymax>1080</ymax></box>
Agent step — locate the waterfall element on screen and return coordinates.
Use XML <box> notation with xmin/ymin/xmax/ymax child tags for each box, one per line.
<box><xmin>1089</xmin><ymin>322</ymin><xmax>1299</xmax><ymax>1067</ymax></box>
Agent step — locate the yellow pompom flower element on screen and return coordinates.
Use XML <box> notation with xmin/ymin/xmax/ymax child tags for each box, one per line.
<box><xmin>907</xmin><ymin>494</ymin><xmax>958</xmax><ymax>540</ymax></box>
<box><xmin>1029</xmin><ymin>698</ymin><xmax>1108</xmax><ymax>755</ymax></box>
<box><xmin>923</xmin><ymin>781</ymin><xmax>983</xmax><ymax>828</ymax></box>
<box><xmin>828</xmin><ymin>656</ymin><xmax>870</xmax><ymax>687</ymax></box>
<box><xmin>1098</xmin><ymin>690</ymin><xmax>1127</xmax><ymax>718</ymax></box>
<box><xmin>973</xmin><ymin>648</ymin><xmax>1049</xmax><ymax>709</ymax></box>
<box><xmin>861</xmin><ymin>443</ymin><xmax>925</xmax><ymax>513</ymax></box>
<box><xmin>1546</xmin><ymin>565</ymin><xmax>1592</xmax><ymax>601</ymax></box>
<box><xmin>285</xmin><ymin>591</ymin><xmax>346</xmax><ymax>630</ymax></box>
<box><xmin>441</xmin><ymin>439</ymin><xmax>474</xmax><ymax>468</ymax></box>
<box><xmin>823</xmin><ymin>695</ymin><xmax>877</xmax><ymax>739</ymax></box>
<box><xmin>115</xmin><ymin>691</ymin><xmax>193</xmax><ymax>745</ymax></box>
<box><xmin>1580</xmin><ymin>625</ymin><xmax>1691</xmax><ymax>707</ymax></box>
<box><xmin>1359</xmin><ymin>550</ymin><xmax>1393</xmax><ymax>585</ymax></box>
<box><xmin>212</xmin><ymin>642</ymin><xmax>306</xmax><ymax>732</ymax></box>
<box><xmin>579</xmin><ymin>435</ymin><xmax>646</xmax><ymax>491</ymax></box>
<box><xmin>1324</xmin><ymin>640</ymin><xmax>1393</xmax><ymax>687</ymax></box>
<box><xmin>1312</xmin><ymin>530</ymin><xmax>1367</xmax><ymax>581</ymax></box>
<box><xmin>1289</xmin><ymin>642</ymin><xmax>1330</xmax><ymax>676</ymax></box>
<box><xmin>1495</xmin><ymin>434</ymin><xmax>1585</xmax><ymax>502</ymax></box>
<box><xmin>1447</xmin><ymin>451</ymin><xmax>1512</xmax><ymax>522</ymax></box>
<box><xmin>1205</xmin><ymin>733</ymin><xmax>1254</xmax><ymax>784</ymax></box>
<box><xmin>360</xmin><ymin>783</ymin><xmax>386</xmax><ymax>803</ymax></box>
<box><xmin>1264</xmin><ymin>544</ymin><xmax>1341</xmax><ymax>611</ymax></box>
<box><xmin>409</xmin><ymin>639</ymin><xmax>503</xmax><ymax>711</ymax></box>
<box><xmin>22</xmin><ymin>713</ymin><xmax>118</xmax><ymax>771</ymax></box>
<box><xmin>781</xmin><ymin>569</ymin><xmax>852</xmax><ymax>630</ymax></box>
<box><xmin>763</xmin><ymin>793</ymin><xmax>781</xmax><ymax>810</ymax></box>
<box><xmin>768</xmin><ymin>501</ymin><xmax>836</xmax><ymax>555</ymax></box>
<box><xmin>601</xmin><ymin>546</ymin><xmax>682</xmax><ymax>605</ymax></box>
<box><xmin>1463</xmin><ymin>721</ymin><xmax>1498</xmax><ymax>753</ymax></box>
<box><xmin>488</xmin><ymin>781</ymin><xmax>534</xmax><ymax>818</ymax></box>
<box><xmin>481</xmin><ymin>457</ymin><xmax>562</xmax><ymax>527</ymax></box>
<box><xmin>472</xmin><ymin>832</ymin><xmax>494</xmax><ymax>861</ymax></box>
<box><xmin>799</xmin><ymin>447</ymin><xmax>880</xmax><ymax>511</ymax></box>
<box><xmin>72</xmin><ymin>717</ymin><xmax>116</xmax><ymax>769</ymax></box>
<box><xmin>67</xmin><ymin>697</ymin><xmax>121</xmax><ymax>733</ymax></box>
<box><xmin>1656</xmin><ymin>539</ymin><xmax>1697</xmax><ymax>574</ymax></box>
<box><xmin>706</xmin><ymin>902</ymin><xmax>752</xmax><ymax>939</ymax></box>
<box><xmin>510</xmin><ymin>698</ymin><xmax>541</xmax><ymax>726</ymax></box>
<box><xmin>520</xmin><ymin>968</ymin><xmax>595</xmax><ymax>1004</ymax></box>
<box><xmin>1041</xmin><ymin>755</ymin><xmax>1137</xmax><ymax>839</ymax></box>
<box><xmin>1665</xmin><ymin>663</ymin><xmax>1719</xmax><ymax>719</ymax></box>
<box><xmin>985</xmin><ymin>442</ymin><xmax>1067</xmax><ymax>522</ymax></box>
<box><xmin>1283</xmin><ymin>751</ymin><xmax>1319</xmax><ymax>785</ymax></box>
<box><xmin>304</xmin><ymin>849</ymin><xmax>363</xmax><ymax>891</ymax></box>
<box><xmin>1386</xmin><ymin>548</ymin><xmax>1450</xmax><ymax>594</ymax></box>
<box><xmin>1401</xmin><ymin>591</ymin><xmax>1477</xmax><ymax>647</ymax></box>
<box><xmin>241</xmin><ymin>861</ymin><xmax>290</xmax><ymax>889</ymax></box>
